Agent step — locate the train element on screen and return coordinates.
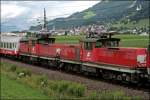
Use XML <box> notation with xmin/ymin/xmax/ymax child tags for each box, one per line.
<box><xmin>1</xmin><ymin>33</ymin><xmax>150</xmax><ymax>84</ymax></box>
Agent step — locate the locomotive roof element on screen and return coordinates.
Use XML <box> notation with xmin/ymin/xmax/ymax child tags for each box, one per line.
<box><xmin>20</xmin><ymin>37</ymin><xmax>55</xmax><ymax>42</ymax></box>
<box><xmin>80</xmin><ymin>38</ymin><xmax>120</xmax><ymax>42</ymax></box>
<box><xmin>1</xmin><ymin>35</ymin><xmax>23</xmax><ymax>42</ymax></box>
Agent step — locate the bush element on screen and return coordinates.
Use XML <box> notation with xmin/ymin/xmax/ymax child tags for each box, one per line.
<box><xmin>16</xmin><ymin>69</ymin><xmax>32</xmax><ymax>78</ymax></box>
<box><xmin>88</xmin><ymin>91</ymin><xmax>99</xmax><ymax>100</ymax></box>
<box><xmin>67</xmin><ymin>83</ymin><xmax>85</xmax><ymax>97</ymax></box>
<box><xmin>9</xmin><ymin>65</ymin><xmax>17</xmax><ymax>72</ymax></box>
<box><xmin>99</xmin><ymin>91</ymin><xmax>130</xmax><ymax>100</ymax></box>
<box><xmin>57</xmin><ymin>81</ymin><xmax>70</xmax><ymax>93</ymax></box>
<box><xmin>37</xmin><ymin>74</ymin><xmax>48</xmax><ymax>87</ymax></box>
<box><xmin>49</xmin><ymin>80</ymin><xmax>86</xmax><ymax>97</ymax></box>
<box><xmin>22</xmin><ymin>69</ymin><xmax>32</xmax><ymax>77</ymax></box>
<box><xmin>49</xmin><ymin>80</ymin><xmax>69</xmax><ymax>93</ymax></box>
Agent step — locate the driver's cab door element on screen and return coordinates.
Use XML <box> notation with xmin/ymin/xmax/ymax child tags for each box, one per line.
<box><xmin>81</xmin><ymin>41</ymin><xmax>95</xmax><ymax>62</ymax></box>
<box><xmin>28</xmin><ymin>39</ymin><xmax>37</xmax><ymax>55</ymax></box>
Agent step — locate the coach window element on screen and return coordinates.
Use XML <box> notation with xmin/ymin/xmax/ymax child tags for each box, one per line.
<box><xmin>13</xmin><ymin>43</ymin><xmax>15</xmax><ymax>48</ymax></box>
<box><xmin>6</xmin><ymin>42</ymin><xmax>8</xmax><ymax>48</ymax></box>
<box><xmin>0</xmin><ymin>42</ymin><xmax>2</xmax><ymax>48</ymax></box>
<box><xmin>3</xmin><ymin>43</ymin><xmax>5</xmax><ymax>48</ymax></box>
<box><xmin>15</xmin><ymin>43</ymin><xmax>17</xmax><ymax>48</ymax></box>
<box><xmin>7</xmin><ymin>43</ymin><xmax>9</xmax><ymax>48</ymax></box>
<box><xmin>0</xmin><ymin>42</ymin><xmax>1</xmax><ymax>47</ymax></box>
<box><xmin>5</xmin><ymin>42</ymin><xmax>6</xmax><ymax>48</ymax></box>
<box><xmin>5</xmin><ymin>43</ymin><xmax>6</xmax><ymax>48</ymax></box>
<box><xmin>10</xmin><ymin>43</ymin><xmax>12</xmax><ymax>49</ymax></box>
<box><xmin>5</xmin><ymin>43</ymin><xmax>7</xmax><ymax>48</ymax></box>
<box><xmin>9</xmin><ymin>43</ymin><xmax>11</xmax><ymax>49</ymax></box>
<box><xmin>8</xmin><ymin>43</ymin><xmax>10</xmax><ymax>49</ymax></box>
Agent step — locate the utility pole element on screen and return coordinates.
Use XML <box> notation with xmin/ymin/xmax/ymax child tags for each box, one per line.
<box><xmin>43</xmin><ymin>8</ymin><xmax>47</xmax><ymax>31</ymax></box>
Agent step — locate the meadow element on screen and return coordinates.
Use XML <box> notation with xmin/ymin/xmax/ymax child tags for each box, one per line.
<box><xmin>0</xmin><ymin>61</ymin><xmax>140</xmax><ymax>100</ymax></box>
<box><xmin>54</xmin><ymin>34</ymin><xmax>149</xmax><ymax>48</ymax></box>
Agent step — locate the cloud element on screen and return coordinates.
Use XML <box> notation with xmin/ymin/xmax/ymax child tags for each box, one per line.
<box><xmin>1</xmin><ymin>4</ymin><xmax>28</xmax><ymax>21</ymax></box>
<box><xmin>1</xmin><ymin>1</ymin><xmax>100</xmax><ymax>30</ymax></box>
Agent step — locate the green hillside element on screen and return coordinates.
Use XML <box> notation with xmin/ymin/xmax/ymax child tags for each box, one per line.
<box><xmin>29</xmin><ymin>0</ymin><xmax>149</xmax><ymax>31</ymax></box>
<box><xmin>112</xmin><ymin>18</ymin><xmax>149</xmax><ymax>29</ymax></box>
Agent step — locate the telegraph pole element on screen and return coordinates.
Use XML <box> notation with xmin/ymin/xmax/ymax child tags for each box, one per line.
<box><xmin>42</xmin><ymin>8</ymin><xmax>47</xmax><ymax>31</ymax></box>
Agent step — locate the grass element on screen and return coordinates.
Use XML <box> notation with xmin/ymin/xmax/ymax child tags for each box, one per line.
<box><xmin>1</xmin><ymin>62</ymin><xmax>86</xmax><ymax>99</ymax></box>
<box><xmin>54</xmin><ymin>34</ymin><xmax>149</xmax><ymax>48</ymax></box>
<box><xmin>54</xmin><ymin>35</ymin><xmax>83</xmax><ymax>44</ymax></box>
<box><xmin>113</xmin><ymin>34</ymin><xmax>149</xmax><ymax>48</ymax></box>
<box><xmin>1</xmin><ymin>61</ymin><xmax>141</xmax><ymax>100</ymax></box>
<box><xmin>1</xmin><ymin>74</ymin><xmax>49</xmax><ymax>99</ymax></box>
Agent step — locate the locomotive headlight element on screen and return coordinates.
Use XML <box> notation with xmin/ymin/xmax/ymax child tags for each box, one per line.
<box><xmin>137</xmin><ymin>55</ymin><xmax>146</xmax><ymax>64</ymax></box>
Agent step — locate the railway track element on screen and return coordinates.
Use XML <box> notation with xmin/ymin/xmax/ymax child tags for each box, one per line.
<box><xmin>1</xmin><ymin>57</ymin><xmax>150</xmax><ymax>99</ymax></box>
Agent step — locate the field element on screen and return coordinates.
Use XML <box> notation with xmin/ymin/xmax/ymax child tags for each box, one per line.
<box><xmin>54</xmin><ymin>34</ymin><xmax>149</xmax><ymax>48</ymax></box>
<box><xmin>1</xmin><ymin>61</ymin><xmax>140</xmax><ymax>100</ymax></box>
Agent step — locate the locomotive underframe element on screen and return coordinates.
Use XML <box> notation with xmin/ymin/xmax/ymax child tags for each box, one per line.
<box><xmin>17</xmin><ymin>53</ymin><xmax>149</xmax><ymax>83</ymax></box>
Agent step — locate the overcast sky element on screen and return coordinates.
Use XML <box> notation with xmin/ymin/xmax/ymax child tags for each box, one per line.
<box><xmin>1</xmin><ymin>1</ymin><xmax>100</xmax><ymax>23</ymax></box>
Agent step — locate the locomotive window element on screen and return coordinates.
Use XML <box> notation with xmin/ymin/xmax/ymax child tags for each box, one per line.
<box><xmin>84</xmin><ymin>42</ymin><xmax>93</xmax><ymax>50</ymax></box>
<box><xmin>95</xmin><ymin>41</ymin><xmax>102</xmax><ymax>48</ymax></box>
<box><xmin>32</xmin><ymin>40</ymin><xmax>36</xmax><ymax>46</ymax></box>
<box><xmin>38</xmin><ymin>40</ymin><xmax>45</xmax><ymax>44</ymax></box>
<box><xmin>38</xmin><ymin>40</ymin><xmax>49</xmax><ymax>44</ymax></box>
<box><xmin>107</xmin><ymin>41</ymin><xmax>118</xmax><ymax>47</ymax></box>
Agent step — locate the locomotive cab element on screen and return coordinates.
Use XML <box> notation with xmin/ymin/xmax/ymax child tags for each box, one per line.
<box><xmin>95</xmin><ymin>38</ymin><xmax>120</xmax><ymax>48</ymax></box>
<box><xmin>35</xmin><ymin>33</ymin><xmax>55</xmax><ymax>45</ymax></box>
<box><xmin>80</xmin><ymin>32</ymin><xmax>120</xmax><ymax>50</ymax></box>
<box><xmin>37</xmin><ymin>37</ymin><xmax>55</xmax><ymax>45</ymax></box>
<box><xmin>80</xmin><ymin>32</ymin><xmax>120</xmax><ymax>62</ymax></box>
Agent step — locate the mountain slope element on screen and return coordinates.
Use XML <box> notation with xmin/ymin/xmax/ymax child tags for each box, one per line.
<box><xmin>29</xmin><ymin>0</ymin><xmax>149</xmax><ymax>31</ymax></box>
